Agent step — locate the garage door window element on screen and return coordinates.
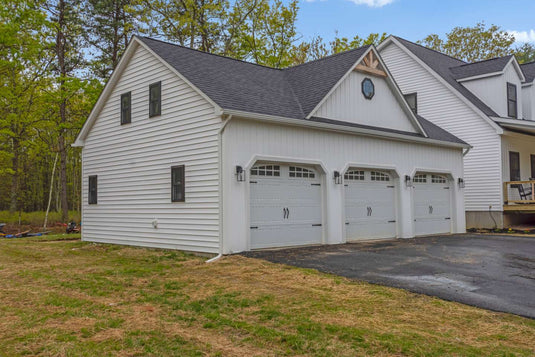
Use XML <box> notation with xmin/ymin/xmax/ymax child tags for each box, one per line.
<box><xmin>289</xmin><ymin>166</ymin><xmax>315</xmax><ymax>178</ymax></box>
<box><xmin>251</xmin><ymin>165</ymin><xmax>280</xmax><ymax>177</ymax></box>
<box><xmin>370</xmin><ymin>171</ymin><xmax>389</xmax><ymax>181</ymax></box>
<box><xmin>344</xmin><ymin>170</ymin><xmax>365</xmax><ymax>180</ymax></box>
<box><xmin>431</xmin><ymin>175</ymin><xmax>447</xmax><ymax>183</ymax></box>
<box><xmin>413</xmin><ymin>174</ymin><xmax>427</xmax><ymax>183</ymax></box>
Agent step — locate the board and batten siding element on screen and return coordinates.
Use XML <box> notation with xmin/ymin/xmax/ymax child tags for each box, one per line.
<box><xmin>314</xmin><ymin>70</ymin><xmax>419</xmax><ymax>133</ymax></box>
<box><xmin>222</xmin><ymin>118</ymin><xmax>465</xmax><ymax>254</ymax></box>
<box><xmin>82</xmin><ymin>43</ymin><xmax>221</xmax><ymax>253</ymax></box>
<box><xmin>380</xmin><ymin>42</ymin><xmax>503</xmax><ymax>212</ymax></box>
<box><xmin>462</xmin><ymin>64</ymin><xmax>523</xmax><ymax>119</ymax></box>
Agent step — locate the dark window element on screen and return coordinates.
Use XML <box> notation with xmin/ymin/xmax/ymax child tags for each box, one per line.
<box><xmin>361</xmin><ymin>78</ymin><xmax>375</xmax><ymax>99</ymax></box>
<box><xmin>121</xmin><ymin>92</ymin><xmax>131</xmax><ymax>124</ymax></box>
<box><xmin>88</xmin><ymin>175</ymin><xmax>98</xmax><ymax>204</ymax></box>
<box><xmin>404</xmin><ymin>93</ymin><xmax>417</xmax><ymax>114</ymax></box>
<box><xmin>531</xmin><ymin>154</ymin><xmax>535</xmax><ymax>179</ymax></box>
<box><xmin>149</xmin><ymin>81</ymin><xmax>161</xmax><ymax>117</ymax></box>
<box><xmin>171</xmin><ymin>165</ymin><xmax>185</xmax><ymax>202</ymax></box>
<box><xmin>509</xmin><ymin>151</ymin><xmax>520</xmax><ymax>181</ymax></box>
<box><xmin>507</xmin><ymin>82</ymin><xmax>517</xmax><ymax>118</ymax></box>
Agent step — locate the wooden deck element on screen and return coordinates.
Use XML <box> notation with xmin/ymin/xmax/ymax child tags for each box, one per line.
<box><xmin>503</xmin><ymin>180</ymin><xmax>535</xmax><ymax>212</ymax></box>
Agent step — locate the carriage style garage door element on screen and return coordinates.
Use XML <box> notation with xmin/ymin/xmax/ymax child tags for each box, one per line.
<box><xmin>413</xmin><ymin>173</ymin><xmax>452</xmax><ymax>236</ymax></box>
<box><xmin>249</xmin><ymin>164</ymin><xmax>323</xmax><ymax>249</ymax></box>
<box><xmin>344</xmin><ymin>169</ymin><xmax>397</xmax><ymax>241</ymax></box>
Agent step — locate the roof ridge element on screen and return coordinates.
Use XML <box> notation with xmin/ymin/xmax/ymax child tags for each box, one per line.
<box><xmin>285</xmin><ymin>44</ymin><xmax>371</xmax><ymax>70</ymax></box>
<box><xmin>139</xmin><ymin>36</ymin><xmax>282</xmax><ymax>71</ymax></box>
<box><xmin>520</xmin><ymin>60</ymin><xmax>535</xmax><ymax>66</ymax></box>
<box><xmin>452</xmin><ymin>55</ymin><xmax>512</xmax><ymax>68</ymax></box>
<box><xmin>393</xmin><ymin>36</ymin><xmax>466</xmax><ymax>64</ymax></box>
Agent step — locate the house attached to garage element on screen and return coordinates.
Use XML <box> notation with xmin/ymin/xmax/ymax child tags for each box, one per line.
<box><xmin>74</xmin><ymin>36</ymin><xmax>468</xmax><ymax>255</ymax></box>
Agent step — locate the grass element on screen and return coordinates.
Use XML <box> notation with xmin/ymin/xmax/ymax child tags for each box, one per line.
<box><xmin>0</xmin><ymin>210</ymin><xmax>81</xmax><ymax>227</ymax></box>
<box><xmin>0</xmin><ymin>235</ymin><xmax>534</xmax><ymax>356</ymax></box>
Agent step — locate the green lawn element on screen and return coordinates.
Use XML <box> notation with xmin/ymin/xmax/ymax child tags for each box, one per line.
<box><xmin>0</xmin><ymin>235</ymin><xmax>533</xmax><ymax>356</ymax></box>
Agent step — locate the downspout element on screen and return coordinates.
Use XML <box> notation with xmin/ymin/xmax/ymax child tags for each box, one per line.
<box><xmin>207</xmin><ymin>114</ymin><xmax>233</xmax><ymax>263</ymax></box>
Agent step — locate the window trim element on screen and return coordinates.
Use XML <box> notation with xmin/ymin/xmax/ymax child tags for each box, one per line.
<box><xmin>88</xmin><ymin>175</ymin><xmax>98</xmax><ymax>204</ymax></box>
<box><xmin>509</xmin><ymin>151</ymin><xmax>520</xmax><ymax>181</ymax></box>
<box><xmin>171</xmin><ymin>165</ymin><xmax>185</xmax><ymax>202</ymax></box>
<box><xmin>121</xmin><ymin>92</ymin><xmax>131</xmax><ymax>125</ymax></box>
<box><xmin>506</xmin><ymin>82</ymin><xmax>517</xmax><ymax>118</ymax></box>
<box><xmin>149</xmin><ymin>81</ymin><xmax>161</xmax><ymax>118</ymax></box>
<box><xmin>404</xmin><ymin>92</ymin><xmax>417</xmax><ymax>114</ymax></box>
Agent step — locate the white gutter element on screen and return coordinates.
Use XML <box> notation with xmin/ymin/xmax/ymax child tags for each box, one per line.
<box><xmin>456</xmin><ymin>71</ymin><xmax>502</xmax><ymax>83</ymax></box>
<box><xmin>222</xmin><ymin>109</ymin><xmax>470</xmax><ymax>150</ymax></box>
<box><xmin>206</xmin><ymin>114</ymin><xmax>233</xmax><ymax>263</ymax></box>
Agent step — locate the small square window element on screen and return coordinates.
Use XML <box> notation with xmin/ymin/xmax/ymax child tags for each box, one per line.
<box><xmin>149</xmin><ymin>82</ymin><xmax>161</xmax><ymax>117</ymax></box>
<box><xmin>171</xmin><ymin>165</ymin><xmax>185</xmax><ymax>202</ymax></box>
<box><xmin>88</xmin><ymin>175</ymin><xmax>98</xmax><ymax>204</ymax></box>
<box><xmin>121</xmin><ymin>92</ymin><xmax>131</xmax><ymax>125</ymax></box>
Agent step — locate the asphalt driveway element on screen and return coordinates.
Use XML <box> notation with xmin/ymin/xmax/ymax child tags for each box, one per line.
<box><xmin>243</xmin><ymin>234</ymin><xmax>535</xmax><ymax>318</ymax></box>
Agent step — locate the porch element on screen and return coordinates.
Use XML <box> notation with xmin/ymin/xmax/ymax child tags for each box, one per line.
<box><xmin>503</xmin><ymin>180</ymin><xmax>535</xmax><ymax>212</ymax></box>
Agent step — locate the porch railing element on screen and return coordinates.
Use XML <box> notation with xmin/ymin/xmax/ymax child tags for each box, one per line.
<box><xmin>503</xmin><ymin>180</ymin><xmax>535</xmax><ymax>205</ymax></box>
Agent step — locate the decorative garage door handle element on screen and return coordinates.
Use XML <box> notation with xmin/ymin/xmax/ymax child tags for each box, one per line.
<box><xmin>367</xmin><ymin>206</ymin><xmax>373</xmax><ymax>216</ymax></box>
<box><xmin>283</xmin><ymin>207</ymin><xmax>287</xmax><ymax>219</ymax></box>
<box><xmin>429</xmin><ymin>205</ymin><xmax>433</xmax><ymax>214</ymax></box>
<box><xmin>282</xmin><ymin>207</ymin><xmax>290</xmax><ymax>219</ymax></box>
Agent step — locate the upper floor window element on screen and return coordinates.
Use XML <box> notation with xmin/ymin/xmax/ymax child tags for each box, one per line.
<box><xmin>404</xmin><ymin>93</ymin><xmax>417</xmax><ymax>114</ymax></box>
<box><xmin>121</xmin><ymin>92</ymin><xmax>131</xmax><ymax>125</ymax></box>
<box><xmin>507</xmin><ymin>82</ymin><xmax>517</xmax><ymax>118</ymax></box>
<box><xmin>88</xmin><ymin>175</ymin><xmax>98</xmax><ymax>204</ymax></box>
<box><xmin>149</xmin><ymin>81</ymin><xmax>161</xmax><ymax>117</ymax></box>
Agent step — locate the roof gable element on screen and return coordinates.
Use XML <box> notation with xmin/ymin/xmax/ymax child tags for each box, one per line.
<box><xmin>521</xmin><ymin>61</ymin><xmax>535</xmax><ymax>83</ymax></box>
<box><xmin>450</xmin><ymin>55</ymin><xmax>512</xmax><ymax>80</ymax></box>
<box><xmin>382</xmin><ymin>36</ymin><xmax>500</xmax><ymax>120</ymax></box>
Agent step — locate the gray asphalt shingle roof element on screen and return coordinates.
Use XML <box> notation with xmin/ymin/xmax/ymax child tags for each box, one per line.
<box><xmin>393</xmin><ymin>36</ymin><xmax>499</xmax><ymax>117</ymax></box>
<box><xmin>138</xmin><ymin>36</ymin><xmax>467</xmax><ymax>146</ymax></box>
<box><xmin>521</xmin><ymin>61</ymin><xmax>535</xmax><ymax>83</ymax></box>
<box><xmin>450</xmin><ymin>55</ymin><xmax>513</xmax><ymax>80</ymax></box>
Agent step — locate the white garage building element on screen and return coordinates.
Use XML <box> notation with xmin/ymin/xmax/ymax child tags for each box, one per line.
<box><xmin>74</xmin><ymin>36</ymin><xmax>468</xmax><ymax>255</ymax></box>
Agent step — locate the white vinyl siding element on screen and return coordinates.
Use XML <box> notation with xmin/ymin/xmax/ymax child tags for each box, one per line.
<box><xmin>315</xmin><ymin>71</ymin><xmax>419</xmax><ymax>133</ymax></box>
<box><xmin>82</xmin><ymin>44</ymin><xmax>221</xmax><ymax>253</ymax></box>
<box><xmin>521</xmin><ymin>84</ymin><xmax>534</xmax><ymax>121</ymax></box>
<box><xmin>462</xmin><ymin>64</ymin><xmax>523</xmax><ymax>119</ymax></box>
<box><xmin>380</xmin><ymin>42</ymin><xmax>503</xmax><ymax>212</ymax></box>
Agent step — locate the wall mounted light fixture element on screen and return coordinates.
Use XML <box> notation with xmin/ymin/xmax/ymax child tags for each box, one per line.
<box><xmin>405</xmin><ymin>175</ymin><xmax>413</xmax><ymax>188</ymax></box>
<box><xmin>458</xmin><ymin>178</ymin><xmax>465</xmax><ymax>188</ymax></box>
<box><xmin>333</xmin><ymin>171</ymin><xmax>342</xmax><ymax>185</ymax></box>
<box><xmin>236</xmin><ymin>165</ymin><xmax>245</xmax><ymax>182</ymax></box>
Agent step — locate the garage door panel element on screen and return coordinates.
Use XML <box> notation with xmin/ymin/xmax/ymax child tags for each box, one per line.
<box><xmin>414</xmin><ymin>174</ymin><xmax>452</xmax><ymax>236</ymax></box>
<box><xmin>344</xmin><ymin>171</ymin><xmax>397</xmax><ymax>241</ymax></box>
<box><xmin>250</xmin><ymin>164</ymin><xmax>322</xmax><ymax>249</ymax></box>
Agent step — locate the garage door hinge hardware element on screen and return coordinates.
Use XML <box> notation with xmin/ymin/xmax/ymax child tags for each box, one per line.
<box><xmin>387</xmin><ymin>185</ymin><xmax>395</xmax><ymax>188</ymax></box>
<box><xmin>250</xmin><ymin>181</ymin><xmax>257</xmax><ymax>184</ymax></box>
<box><xmin>344</xmin><ymin>184</ymin><xmax>349</xmax><ymax>187</ymax></box>
<box><xmin>345</xmin><ymin>222</ymin><xmax>349</xmax><ymax>225</ymax></box>
<box><xmin>388</xmin><ymin>220</ymin><xmax>396</xmax><ymax>223</ymax></box>
<box><xmin>311</xmin><ymin>183</ymin><xmax>321</xmax><ymax>186</ymax></box>
<box><xmin>443</xmin><ymin>187</ymin><xmax>449</xmax><ymax>189</ymax></box>
<box><xmin>445</xmin><ymin>217</ymin><xmax>451</xmax><ymax>220</ymax></box>
<box><xmin>250</xmin><ymin>226</ymin><xmax>258</xmax><ymax>229</ymax></box>
<box><xmin>312</xmin><ymin>224</ymin><xmax>322</xmax><ymax>226</ymax></box>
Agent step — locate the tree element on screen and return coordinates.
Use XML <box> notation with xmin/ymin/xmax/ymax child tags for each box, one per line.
<box><xmin>419</xmin><ymin>22</ymin><xmax>515</xmax><ymax>62</ymax></box>
<box><xmin>289</xmin><ymin>32</ymin><xmax>387</xmax><ymax>65</ymax></box>
<box><xmin>44</xmin><ymin>0</ymin><xmax>87</xmax><ymax>222</ymax></box>
<box><xmin>85</xmin><ymin>0</ymin><xmax>137</xmax><ymax>80</ymax></box>
<box><xmin>0</xmin><ymin>0</ymin><xmax>50</xmax><ymax>213</ymax></box>
<box><xmin>515</xmin><ymin>43</ymin><xmax>535</xmax><ymax>64</ymax></box>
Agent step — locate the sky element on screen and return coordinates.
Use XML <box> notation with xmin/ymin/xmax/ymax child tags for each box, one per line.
<box><xmin>296</xmin><ymin>0</ymin><xmax>535</xmax><ymax>45</ymax></box>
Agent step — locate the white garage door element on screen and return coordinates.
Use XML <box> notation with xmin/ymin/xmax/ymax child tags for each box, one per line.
<box><xmin>413</xmin><ymin>173</ymin><xmax>452</xmax><ymax>236</ymax></box>
<box><xmin>344</xmin><ymin>170</ymin><xmax>397</xmax><ymax>241</ymax></box>
<box><xmin>249</xmin><ymin>164</ymin><xmax>323</xmax><ymax>249</ymax></box>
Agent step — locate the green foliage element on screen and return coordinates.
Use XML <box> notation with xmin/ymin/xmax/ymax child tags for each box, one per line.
<box><xmin>515</xmin><ymin>42</ymin><xmax>535</xmax><ymax>64</ymax></box>
<box><xmin>0</xmin><ymin>210</ymin><xmax>81</xmax><ymax>225</ymax></box>
<box><xmin>418</xmin><ymin>22</ymin><xmax>515</xmax><ymax>62</ymax></box>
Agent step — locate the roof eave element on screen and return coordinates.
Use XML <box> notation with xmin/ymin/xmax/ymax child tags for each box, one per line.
<box><xmin>223</xmin><ymin>109</ymin><xmax>470</xmax><ymax>149</ymax></box>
